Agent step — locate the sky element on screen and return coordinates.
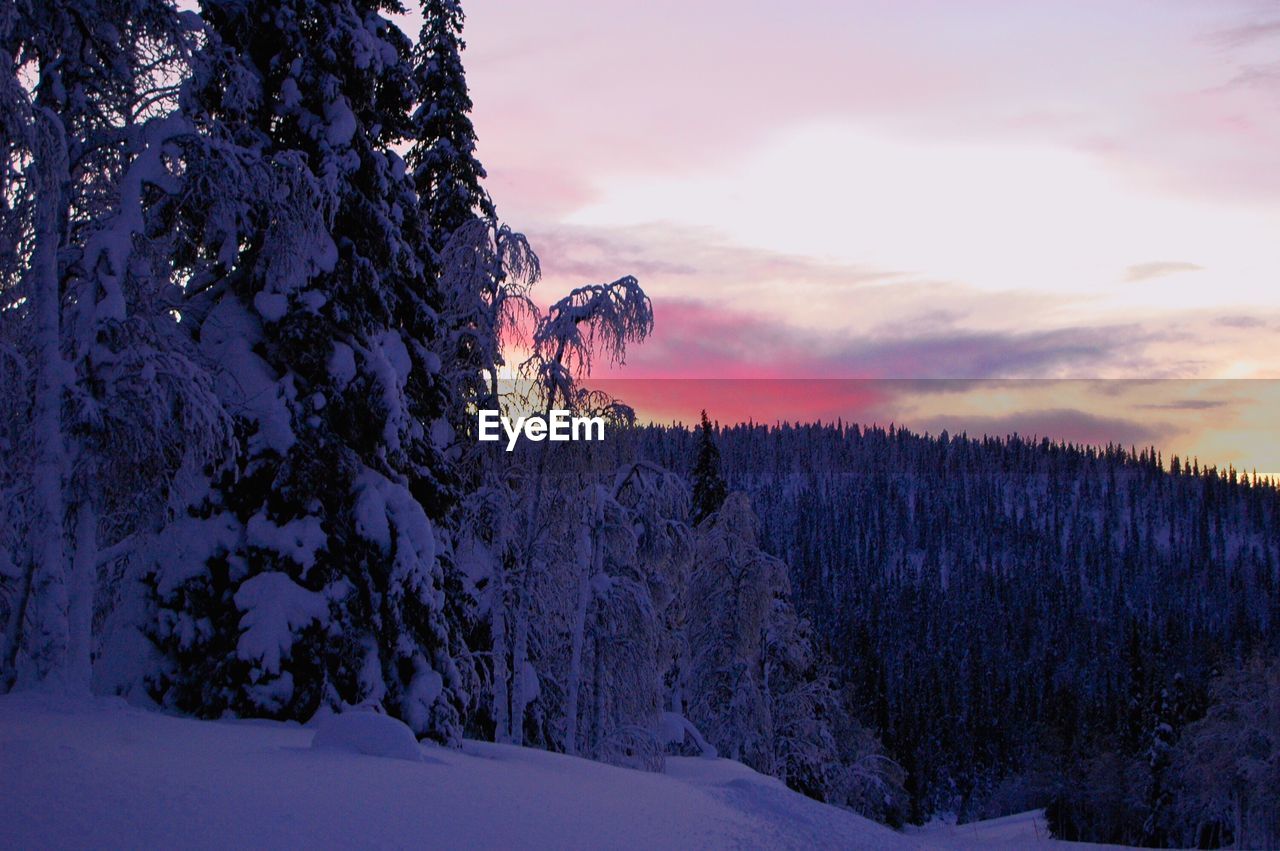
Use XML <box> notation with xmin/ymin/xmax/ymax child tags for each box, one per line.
<box><xmin>404</xmin><ymin>1</ymin><xmax>1280</xmax><ymax>472</ymax></box>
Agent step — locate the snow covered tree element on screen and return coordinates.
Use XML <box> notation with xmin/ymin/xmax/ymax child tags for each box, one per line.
<box><xmin>0</xmin><ymin>0</ymin><xmax>225</xmax><ymax>694</ymax></box>
<box><xmin>1140</xmin><ymin>673</ymin><xmax>1188</xmax><ymax>846</ymax></box>
<box><xmin>614</xmin><ymin>460</ymin><xmax>694</xmax><ymax>719</ymax></box>
<box><xmin>435</xmin><ymin>216</ymin><xmax>538</xmax><ymax>439</ymax></box>
<box><xmin>0</xmin><ymin>96</ymin><xmax>69</xmax><ymax>692</ymax></box>
<box><xmin>562</xmin><ymin>461</ymin><xmax>690</xmax><ymax>766</ymax></box>
<box><xmin>145</xmin><ymin>0</ymin><xmax>466</xmax><ymax>742</ymax></box>
<box><xmin>407</xmin><ymin>0</ymin><xmax>540</xmax><ymax>473</ymax></box>
<box><xmin>521</xmin><ymin>276</ymin><xmax>653</xmax><ymax>415</ymax></box>
<box><xmin>690</xmin><ymin>410</ymin><xmax>726</xmax><ymax>526</ymax></box>
<box><xmin>1168</xmin><ymin>656</ymin><xmax>1280</xmax><ymax>849</ymax></box>
<box><xmin>687</xmin><ymin>492</ymin><xmax>784</xmax><ymax>771</ymax></box>
<box><xmin>764</xmin><ymin>596</ymin><xmax>838</xmax><ymax>797</ymax></box>
<box><xmin>408</xmin><ymin>0</ymin><xmax>494</xmax><ymax>252</ymax></box>
<box><xmin>465</xmin><ymin>276</ymin><xmax>652</xmax><ymax>748</ymax></box>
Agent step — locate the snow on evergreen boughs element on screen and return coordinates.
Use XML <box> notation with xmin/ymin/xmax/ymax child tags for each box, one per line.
<box><xmin>143</xmin><ymin>0</ymin><xmax>466</xmax><ymax>743</ymax></box>
<box><xmin>1168</xmin><ymin>657</ymin><xmax>1280</xmax><ymax>849</ymax></box>
<box><xmin>234</xmin><ymin>572</ymin><xmax>329</xmax><ymax>680</ymax></box>
<box><xmin>408</xmin><ymin>0</ymin><xmax>496</xmax><ymax>252</ymax></box>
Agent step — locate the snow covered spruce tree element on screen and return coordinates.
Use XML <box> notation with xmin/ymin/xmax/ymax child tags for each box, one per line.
<box><xmin>0</xmin><ymin>0</ymin><xmax>228</xmax><ymax>694</ymax></box>
<box><xmin>409</xmin><ymin>0</ymin><xmax>536</xmax><ymax>435</ymax></box>
<box><xmin>145</xmin><ymin>0</ymin><xmax>466</xmax><ymax>742</ymax></box>
<box><xmin>1168</xmin><ymin>656</ymin><xmax>1280</xmax><ymax>849</ymax></box>
<box><xmin>409</xmin><ymin>0</ymin><xmax>494</xmax><ymax>252</ymax></box>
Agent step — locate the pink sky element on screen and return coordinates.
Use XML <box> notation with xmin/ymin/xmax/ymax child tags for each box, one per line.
<box><xmin>402</xmin><ymin>1</ymin><xmax>1280</xmax><ymax>470</ymax></box>
<box><xmin>447</xmin><ymin>0</ymin><xmax>1280</xmax><ymax>374</ymax></box>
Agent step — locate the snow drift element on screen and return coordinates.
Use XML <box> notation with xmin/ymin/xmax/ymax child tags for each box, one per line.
<box><xmin>0</xmin><ymin>694</ymin><xmax>919</xmax><ymax>850</ymax></box>
<box><xmin>310</xmin><ymin>711</ymin><xmax>425</xmax><ymax>762</ymax></box>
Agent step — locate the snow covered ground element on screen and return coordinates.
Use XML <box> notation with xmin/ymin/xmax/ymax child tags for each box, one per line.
<box><xmin>0</xmin><ymin>694</ymin><xmax>1118</xmax><ymax>850</ymax></box>
<box><xmin>914</xmin><ymin>810</ymin><xmax>1125</xmax><ymax>850</ymax></box>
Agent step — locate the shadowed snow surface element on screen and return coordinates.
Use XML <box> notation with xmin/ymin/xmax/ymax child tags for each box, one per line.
<box><xmin>0</xmin><ymin>695</ymin><xmax>1121</xmax><ymax>849</ymax></box>
<box><xmin>913</xmin><ymin>809</ymin><xmax>1127</xmax><ymax>850</ymax></box>
<box><xmin>310</xmin><ymin>711</ymin><xmax>425</xmax><ymax>763</ymax></box>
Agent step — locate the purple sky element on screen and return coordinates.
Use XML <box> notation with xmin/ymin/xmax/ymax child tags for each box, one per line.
<box><xmin>400</xmin><ymin>1</ymin><xmax>1280</xmax><ymax>470</ymax></box>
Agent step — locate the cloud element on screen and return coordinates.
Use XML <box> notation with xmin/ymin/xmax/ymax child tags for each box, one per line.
<box><xmin>527</xmin><ymin>222</ymin><xmax>902</xmax><ymax>294</ymax></box>
<box><xmin>1224</xmin><ymin>62</ymin><xmax>1280</xmax><ymax>94</ymax></box>
<box><xmin>1136</xmin><ymin>398</ymin><xmax>1230</xmax><ymax>411</ymax></box>
<box><xmin>1124</xmin><ymin>261</ymin><xmax>1204</xmax><ymax>283</ymax></box>
<box><xmin>1214</xmin><ymin>315</ymin><xmax>1268</xmax><ymax>329</ymax></box>
<box><xmin>608</xmin><ymin>298</ymin><xmax>1159</xmax><ymax>380</ymax></box>
<box><xmin>1209</xmin><ymin>19</ymin><xmax>1280</xmax><ymax>48</ymax></box>
<box><xmin>834</xmin><ymin>328</ymin><xmax>1149</xmax><ymax>379</ymax></box>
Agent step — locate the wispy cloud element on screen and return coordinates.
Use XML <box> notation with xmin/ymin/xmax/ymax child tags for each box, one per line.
<box><xmin>1214</xmin><ymin>315</ymin><xmax>1269</xmax><ymax>329</ymax></box>
<box><xmin>528</xmin><ymin>223</ymin><xmax>903</xmax><ymax>294</ymax></box>
<box><xmin>445</xmin><ymin>0</ymin><xmax>1280</xmax><ymax>390</ymax></box>
<box><xmin>1124</xmin><ymin>261</ymin><xmax>1204</xmax><ymax>283</ymax></box>
<box><xmin>1136</xmin><ymin>398</ymin><xmax>1229</xmax><ymax>411</ymax></box>
<box><xmin>1209</xmin><ymin>19</ymin><xmax>1280</xmax><ymax>48</ymax></box>
<box><xmin>604</xmin><ymin>298</ymin><xmax>1161</xmax><ymax>380</ymax></box>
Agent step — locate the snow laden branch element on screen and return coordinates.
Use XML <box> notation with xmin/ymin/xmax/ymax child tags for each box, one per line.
<box><xmin>521</xmin><ymin>276</ymin><xmax>652</xmax><ymax>413</ymax></box>
<box><xmin>437</xmin><ymin>217</ymin><xmax>539</xmax><ymax>416</ymax></box>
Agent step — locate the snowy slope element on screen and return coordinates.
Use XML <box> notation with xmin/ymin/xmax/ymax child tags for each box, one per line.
<box><xmin>0</xmin><ymin>694</ymin><xmax>917</xmax><ymax>850</ymax></box>
<box><xmin>0</xmin><ymin>695</ymin><xmax>1114</xmax><ymax>850</ymax></box>
<box><xmin>916</xmin><ymin>811</ymin><xmax>1126</xmax><ymax>850</ymax></box>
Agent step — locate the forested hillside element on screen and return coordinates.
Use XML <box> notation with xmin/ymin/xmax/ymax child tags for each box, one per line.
<box><xmin>621</xmin><ymin>421</ymin><xmax>1280</xmax><ymax>845</ymax></box>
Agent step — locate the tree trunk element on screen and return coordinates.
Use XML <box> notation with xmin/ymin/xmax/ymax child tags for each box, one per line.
<box><xmin>24</xmin><ymin>110</ymin><xmax>71</xmax><ymax>686</ymax></box>
<box><xmin>564</xmin><ymin>525</ymin><xmax>601</xmax><ymax>756</ymax></box>
<box><xmin>510</xmin><ymin>599</ymin><xmax>528</xmax><ymax>747</ymax></box>
<box><xmin>0</xmin><ymin>548</ymin><xmax>36</xmax><ymax>691</ymax></box>
<box><xmin>491</xmin><ymin>556</ymin><xmax>511</xmax><ymax>744</ymax></box>
<box><xmin>61</xmin><ymin>502</ymin><xmax>97</xmax><ymax>693</ymax></box>
<box><xmin>593</xmin><ymin>631</ymin><xmax>606</xmax><ymax>756</ymax></box>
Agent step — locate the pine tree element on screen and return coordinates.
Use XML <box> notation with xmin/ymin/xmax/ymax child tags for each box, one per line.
<box><xmin>690</xmin><ymin>410</ymin><xmax>727</xmax><ymax>526</ymax></box>
<box><xmin>146</xmin><ymin>0</ymin><xmax>465</xmax><ymax>742</ymax></box>
<box><xmin>409</xmin><ymin>0</ymin><xmax>537</xmax><ymax>440</ymax></box>
<box><xmin>408</xmin><ymin>0</ymin><xmax>495</xmax><ymax>252</ymax></box>
<box><xmin>1141</xmin><ymin>686</ymin><xmax>1176</xmax><ymax>845</ymax></box>
<box><xmin>1142</xmin><ymin>672</ymin><xmax>1187</xmax><ymax>845</ymax></box>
